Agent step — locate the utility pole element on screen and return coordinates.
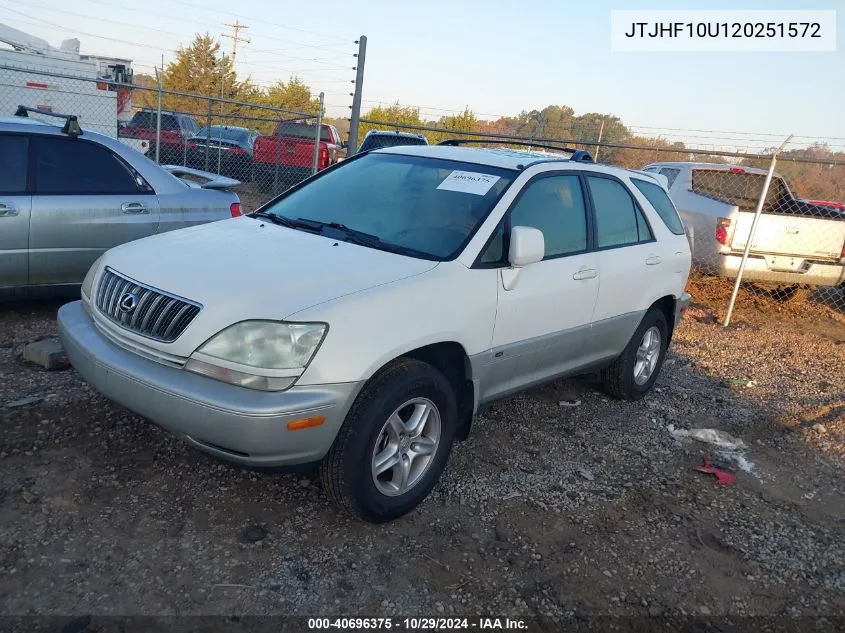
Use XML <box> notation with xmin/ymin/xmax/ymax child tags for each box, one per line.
<box><xmin>347</xmin><ymin>35</ymin><xmax>367</xmax><ymax>155</ymax></box>
<box><xmin>222</xmin><ymin>21</ymin><xmax>250</xmax><ymax>69</ymax></box>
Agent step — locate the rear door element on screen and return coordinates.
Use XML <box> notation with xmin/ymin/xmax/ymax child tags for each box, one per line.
<box><xmin>0</xmin><ymin>134</ymin><xmax>31</xmax><ymax>288</ymax></box>
<box><xmin>585</xmin><ymin>174</ymin><xmax>661</xmax><ymax>363</ymax></box>
<box><xmin>29</xmin><ymin>135</ymin><xmax>160</xmax><ymax>286</ymax></box>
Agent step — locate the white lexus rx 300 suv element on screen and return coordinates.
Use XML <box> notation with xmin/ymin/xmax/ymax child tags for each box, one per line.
<box><xmin>59</xmin><ymin>143</ymin><xmax>692</xmax><ymax>522</ymax></box>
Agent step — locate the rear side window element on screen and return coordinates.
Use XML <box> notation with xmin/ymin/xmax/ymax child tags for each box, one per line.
<box><xmin>0</xmin><ymin>135</ymin><xmax>28</xmax><ymax>193</ymax></box>
<box><xmin>586</xmin><ymin>176</ymin><xmax>653</xmax><ymax>248</ymax></box>
<box><xmin>33</xmin><ymin>137</ymin><xmax>141</xmax><ymax>195</ymax></box>
<box><xmin>632</xmin><ymin>179</ymin><xmax>685</xmax><ymax>235</ymax></box>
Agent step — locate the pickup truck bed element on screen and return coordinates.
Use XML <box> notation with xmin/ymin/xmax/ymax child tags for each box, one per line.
<box><xmin>644</xmin><ymin>163</ymin><xmax>845</xmax><ymax>287</ymax></box>
<box><xmin>252</xmin><ymin>121</ymin><xmax>342</xmax><ymax>193</ymax></box>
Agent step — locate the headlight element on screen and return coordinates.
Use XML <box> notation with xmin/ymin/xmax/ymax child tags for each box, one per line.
<box><xmin>81</xmin><ymin>255</ymin><xmax>104</xmax><ymax>301</ymax></box>
<box><xmin>184</xmin><ymin>321</ymin><xmax>327</xmax><ymax>391</ymax></box>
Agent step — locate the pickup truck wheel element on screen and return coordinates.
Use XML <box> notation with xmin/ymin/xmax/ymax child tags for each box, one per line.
<box><xmin>319</xmin><ymin>358</ymin><xmax>457</xmax><ymax>523</ymax></box>
<box><xmin>601</xmin><ymin>308</ymin><xmax>668</xmax><ymax>401</ymax></box>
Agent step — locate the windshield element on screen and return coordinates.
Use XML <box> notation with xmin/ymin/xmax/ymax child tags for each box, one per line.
<box><xmin>195</xmin><ymin>126</ymin><xmax>249</xmax><ymax>143</ymax></box>
<box><xmin>259</xmin><ymin>153</ymin><xmax>516</xmax><ymax>260</ymax></box>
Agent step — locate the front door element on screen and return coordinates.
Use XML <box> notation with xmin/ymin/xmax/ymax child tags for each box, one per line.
<box><xmin>480</xmin><ymin>173</ymin><xmax>600</xmax><ymax>401</ymax></box>
<box><xmin>28</xmin><ymin>135</ymin><xmax>159</xmax><ymax>286</ymax></box>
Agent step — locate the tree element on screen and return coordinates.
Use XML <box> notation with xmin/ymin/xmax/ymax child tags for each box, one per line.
<box><xmin>357</xmin><ymin>102</ymin><xmax>425</xmax><ymax>146</ymax></box>
<box><xmin>427</xmin><ymin>107</ymin><xmax>478</xmax><ymax>145</ymax></box>
<box><xmin>259</xmin><ymin>77</ymin><xmax>321</xmax><ymax>113</ymax></box>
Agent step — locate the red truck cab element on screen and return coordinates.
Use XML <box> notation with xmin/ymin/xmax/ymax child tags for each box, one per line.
<box><xmin>252</xmin><ymin>120</ymin><xmax>344</xmax><ymax>193</ymax></box>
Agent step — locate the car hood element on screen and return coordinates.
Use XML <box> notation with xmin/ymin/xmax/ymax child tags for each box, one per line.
<box><xmin>99</xmin><ymin>216</ymin><xmax>439</xmax><ymax>353</ymax></box>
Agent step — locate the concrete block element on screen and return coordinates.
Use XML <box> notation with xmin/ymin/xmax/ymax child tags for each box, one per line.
<box><xmin>23</xmin><ymin>338</ymin><xmax>70</xmax><ymax>371</ymax></box>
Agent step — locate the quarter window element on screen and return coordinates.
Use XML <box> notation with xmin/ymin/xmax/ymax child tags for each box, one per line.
<box><xmin>659</xmin><ymin>168</ymin><xmax>681</xmax><ymax>188</ymax></box>
<box><xmin>632</xmin><ymin>178</ymin><xmax>685</xmax><ymax>235</ymax></box>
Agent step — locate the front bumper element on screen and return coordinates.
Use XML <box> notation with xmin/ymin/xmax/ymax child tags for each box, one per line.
<box><xmin>58</xmin><ymin>301</ymin><xmax>362</xmax><ymax>467</ymax></box>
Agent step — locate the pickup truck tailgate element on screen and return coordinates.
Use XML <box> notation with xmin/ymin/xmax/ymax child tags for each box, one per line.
<box><xmin>254</xmin><ymin>137</ymin><xmax>317</xmax><ymax>168</ymax></box>
<box><xmin>731</xmin><ymin>212</ymin><xmax>845</xmax><ymax>261</ymax></box>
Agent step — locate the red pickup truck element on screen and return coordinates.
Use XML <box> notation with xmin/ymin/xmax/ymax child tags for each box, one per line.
<box><xmin>252</xmin><ymin>120</ymin><xmax>344</xmax><ymax>193</ymax></box>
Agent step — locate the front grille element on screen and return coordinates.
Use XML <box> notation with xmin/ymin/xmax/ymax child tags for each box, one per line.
<box><xmin>95</xmin><ymin>267</ymin><xmax>201</xmax><ymax>343</ymax></box>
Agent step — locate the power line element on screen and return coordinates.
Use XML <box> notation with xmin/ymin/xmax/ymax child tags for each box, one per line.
<box><xmin>166</xmin><ymin>0</ymin><xmax>349</xmax><ymax>43</ymax></box>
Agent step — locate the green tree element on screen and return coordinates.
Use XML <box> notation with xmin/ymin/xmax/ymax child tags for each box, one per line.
<box><xmin>259</xmin><ymin>77</ymin><xmax>321</xmax><ymax>113</ymax></box>
<box><xmin>357</xmin><ymin>102</ymin><xmax>425</xmax><ymax>146</ymax></box>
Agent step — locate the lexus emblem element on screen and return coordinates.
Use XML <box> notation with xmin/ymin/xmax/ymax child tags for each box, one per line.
<box><xmin>118</xmin><ymin>292</ymin><xmax>138</xmax><ymax>314</ymax></box>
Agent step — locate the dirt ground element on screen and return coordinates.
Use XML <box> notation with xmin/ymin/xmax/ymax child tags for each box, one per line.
<box><xmin>1</xmin><ymin>277</ymin><xmax>843</xmax><ymax>627</ymax></box>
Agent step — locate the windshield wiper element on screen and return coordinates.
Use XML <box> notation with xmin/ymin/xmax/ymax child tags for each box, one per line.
<box><xmin>294</xmin><ymin>218</ymin><xmax>384</xmax><ymax>248</ymax></box>
<box><xmin>251</xmin><ymin>212</ymin><xmax>320</xmax><ymax>232</ymax></box>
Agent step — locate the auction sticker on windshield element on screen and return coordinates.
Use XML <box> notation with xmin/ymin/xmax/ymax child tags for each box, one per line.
<box><xmin>437</xmin><ymin>170</ymin><xmax>501</xmax><ymax>195</ymax></box>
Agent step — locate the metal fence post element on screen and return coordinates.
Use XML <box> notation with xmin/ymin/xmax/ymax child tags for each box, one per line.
<box><xmin>312</xmin><ymin>92</ymin><xmax>325</xmax><ymax>175</ymax></box>
<box><xmin>154</xmin><ymin>68</ymin><xmax>162</xmax><ymax>164</ymax></box>
<box><xmin>723</xmin><ymin>135</ymin><xmax>793</xmax><ymax>327</ymax></box>
<box><xmin>347</xmin><ymin>35</ymin><xmax>367</xmax><ymax>155</ymax></box>
<box><xmin>594</xmin><ymin>117</ymin><xmax>605</xmax><ymax>161</ymax></box>
<box><xmin>205</xmin><ymin>98</ymin><xmax>212</xmax><ymax>172</ymax></box>
<box><xmin>273</xmin><ymin>119</ymin><xmax>283</xmax><ymax>194</ymax></box>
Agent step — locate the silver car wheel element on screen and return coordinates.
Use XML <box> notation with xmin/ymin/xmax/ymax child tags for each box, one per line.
<box><xmin>371</xmin><ymin>397</ymin><xmax>441</xmax><ymax>497</ymax></box>
<box><xmin>633</xmin><ymin>326</ymin><xmax>662</xmax><ymax>386</ymax></box>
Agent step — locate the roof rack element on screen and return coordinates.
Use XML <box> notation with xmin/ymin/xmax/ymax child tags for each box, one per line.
<box><xmin>15</xmin><ymin>105</ymin><xmax>83</xmax><ymax>138</ymax></box>
<box><xmin>437</xmin><ymin>138</ymin><xmax>594</xmax><ymax>162</ymax></box>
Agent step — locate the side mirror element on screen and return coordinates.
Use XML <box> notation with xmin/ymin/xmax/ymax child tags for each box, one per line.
<box><xmin>508</xmin><ymin>226</ymin><xmax>544</xmax><ymax>267</ymax></box>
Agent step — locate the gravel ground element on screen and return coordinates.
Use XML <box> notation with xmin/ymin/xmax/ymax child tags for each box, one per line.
<box><xmin>1</xmin><ymin>277</ymin><xmax>843</xmax><ymax>622</ymax></box>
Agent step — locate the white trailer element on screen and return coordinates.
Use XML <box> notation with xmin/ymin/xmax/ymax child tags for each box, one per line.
<box><xmin>0</xmin><ymin>23</ymin><xmax>148</xmax><ymax>153</ymax></box>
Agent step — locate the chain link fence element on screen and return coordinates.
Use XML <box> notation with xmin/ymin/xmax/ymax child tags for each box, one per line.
<box><xmin>0</xmin><ymin>64</ymin><xmax>341</xmax><ymax>212</ymax></box>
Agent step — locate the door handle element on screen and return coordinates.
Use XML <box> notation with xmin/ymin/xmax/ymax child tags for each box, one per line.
<box><xmin>121</xmin><ymin>202</ymin><xmax>148</xmax><ymax>214</ymax></box>
<box><xmin>645</xmin><ymin>255</ymin><xmax>662</xmax><ymax>266</ymax></box>
<box><xmin>0</xmin><ymin>203</ymin><xmax>18</xmax><ymax>217</ymax></box>
<box><xmin>573</xmin><ymin>267</ymin><xmax>598</xmax><ymax>281</ymax></box>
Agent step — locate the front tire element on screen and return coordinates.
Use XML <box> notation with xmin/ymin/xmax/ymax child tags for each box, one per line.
<box><xmin>601</xmin><ymin>307</ymin><xmax>669</xmax><ymax>401</ymax></box>
<box><xmin>319</xmin><ymin>358</ymin><xmax>457</xmax><ymax>523</ymax></box>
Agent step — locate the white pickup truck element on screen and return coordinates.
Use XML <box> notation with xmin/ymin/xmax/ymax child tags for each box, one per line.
<box><xmin>643</xmin><ymin>162</ymin><xmax>845</xmax><ymax>295</ymax></box>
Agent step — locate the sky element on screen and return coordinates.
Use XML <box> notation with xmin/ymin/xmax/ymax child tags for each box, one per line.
<box><xmin>0</xmin><ymin>0</ymin><xmax>842</xmax><ymax>152</ymax></box>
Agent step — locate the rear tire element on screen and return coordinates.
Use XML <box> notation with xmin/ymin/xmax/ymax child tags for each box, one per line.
<box><xmin>601</xmin><ymin>307</ymin><xmax>669</xmax><ymax>401</ymax></box>
<box><xmin>319</xmin><ymin>358</ymin><xmax>457</xmax><ymax>523</ymax></box>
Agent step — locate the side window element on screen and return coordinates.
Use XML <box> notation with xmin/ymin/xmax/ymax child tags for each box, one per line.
<box><xmin>0</xmin><ymin>135</ymin><xmax>28</xmax><ymax>194</ymax></box>
<box><xmin>586</xmin><ymin>176</ymin><xmax>652</xmax><ymax>249</ymax></box>
<box><xmin>33</xmin><ymin>137</ymin><xmax>141</xmax><ymax>195</ymax></box>
<box><xmin>658</xmin><ymin>168</ymin><xmax>680</xmax><ymax>189</ymax></box>
<box><xmin>510</xmin><ymin>175</ymin><xmax>588</xmax><ymax>259</ymax></box>
<box><xmin>631</xmin><ymin>178</ymin><xmax>685</xmax><ymax>235</ymax></box>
